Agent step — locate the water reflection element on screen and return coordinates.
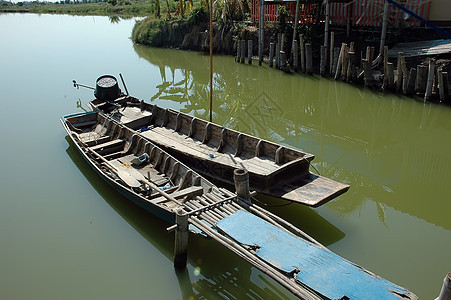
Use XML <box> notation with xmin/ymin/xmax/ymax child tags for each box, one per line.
<box><xmin>133</xmin><ymin>45</ymin><xmax>451</xmax><ymax>230</ymax></box>
<box><xmin>65</xmin><ymin>136</ymin><xmax>341</xmax><ymax>299</ymax></box>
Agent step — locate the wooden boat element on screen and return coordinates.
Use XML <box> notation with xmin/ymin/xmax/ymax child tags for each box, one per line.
<box><xmin>61</xmin><ymin>110</ymin><xmax>239</xmax><ymax>224</ymax></box>
<box><xmin>88</xmin><ymin>95</ymin><xmax>349</xmax><ymax>207</ymax></box>
<box><xmin>61</xmin><ymin>110</ymin><xmax>417</xmax><ymax>300</ymax></box>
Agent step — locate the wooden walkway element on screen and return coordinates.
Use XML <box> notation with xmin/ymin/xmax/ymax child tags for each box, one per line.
<box><xmin>180</xmin><ymin>189</ymin><xmax>418</xmax><ymax>300</ymax></box>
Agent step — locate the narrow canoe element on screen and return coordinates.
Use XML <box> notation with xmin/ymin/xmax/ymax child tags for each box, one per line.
<box><xmin>89</xmin><ymin>96</ymin><xmax>350</xmax><ymax>207</ymax></box>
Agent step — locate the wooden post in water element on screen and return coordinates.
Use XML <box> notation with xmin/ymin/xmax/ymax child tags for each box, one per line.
<box><xmin>335</xmin><ymin>43</ymin><xmax>345</xmax><ymax>80</ymax></box>
<box><xmin>363</xmin><ymin>59</ymin><xmax>372</xmax><ymax>88</ymax></box>
<box><xmin>332</xmin><ymin>46</ymin><xmax>339</xmax><ymax>76</ymax></box>
<box><xmin>174</xmin><ymin>208</ymin><xmax>189</xmax><ymax>270</ymax></box>
<box><xmin>280</xmin><ymin>51</ymin><xmax>287</xmax><ymax>71</ymax></box>
<box><xmin>425</xmin><ymin>60</ymin><xmax>436</xmax><ymax>101</ymax></box>
<box><xmin>401</xmin><ymin>54</ymin><xmax>408</xmax><ymax>94</ymax></box>
<box><xmin>329</xmin><ymin>31</ymin><xmax>335</xmax><ymax>76</ymax></box>
<box><xmin>407</xmin><ymin>68</ymin><xmax>416</xmax><ymax>95</ymax></box>
<box><xmin>293</xmin><ymin>40</ymin><xmax>299</xmax><ymax>72</ymax></box>
<box><xmin>276</xmin><ymin>33</ymin><xmax>281</xmax><ymax>69</ymax></box>
<box><xmin>234</xmin><ymin>168</ymin><xmax>250</xmax><ymax>204</ymax></box>
<box><xmin>438</xmin><ymin>69</ymin><xmax>445</xmax><ymax>101</ymax></box>
<box><xmin>320</xmin><ymin>45</ymin><xmax>326</xmax><ymax>76</ymax></box>
<box><xmin>341</xmin><ymin>43</ymin><xmax>348</xmax><ymax>80</ymax></box>
<box><xmin>305</xmin><ymin>43</ymin><xmax>313</xmax><ymax>74</ymax></box>
<box><xmin>248</xmin><ymin>40</ymin><xmax>253</xmax><ymax>64</ymax></box>
<box><xmin>386</xmin><ymin>62</ymin><xmax>395</xmax><ymax>90</ymax></box>
<box><xmin>269</xmin><ymin>42</ymin><xmax>275</xmax><ymax>67</ymax></box>
<box><xmin>240</xmin><ymin>40</ymin><xmax>246</xmax><ymax>64</ymax></box>
<box><xmin>300</xmin><ymin>34</ymin><xmax>305</xmax><ymax>73</ymax></box>
<box><xmin>443</xmin><ymin>72</ymin><xmax>449</xmax><ymax>100</ymax></box>
<box><xmin>396</xmin><ymin>52</ymin><xmax>404</xmax><ymax>92</ymax></box>
<box><xmin>347</xmin><ymin>52</ymin><xmax>356</xmax><ymax>82</ymax></box>
<box><xmin>416</xmin><ymin>64</ymin><xmax>428</xmax><ymax>94</ymax></box>
<box><xmin>236</xmin><ymin>41</ymin><xmax>240</xmax><ymax>62</ymax></box>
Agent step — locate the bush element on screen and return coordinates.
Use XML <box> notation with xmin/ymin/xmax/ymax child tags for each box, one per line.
<box><xmin>187</xmin><ymin>6</ymin><xmax>208</xmax><ymax>26</ymax></box>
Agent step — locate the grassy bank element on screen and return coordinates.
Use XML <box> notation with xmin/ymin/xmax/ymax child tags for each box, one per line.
<box><xmin>0</xmin><ymin>0</ymin><xmax>161</xmax><ymax>17</ymax></box>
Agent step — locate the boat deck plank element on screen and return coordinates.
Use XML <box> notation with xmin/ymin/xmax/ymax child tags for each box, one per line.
<box><xmin>140</xmin><ymin>126</ymin><xmax>280</xmax><ymax>175</ymax></box>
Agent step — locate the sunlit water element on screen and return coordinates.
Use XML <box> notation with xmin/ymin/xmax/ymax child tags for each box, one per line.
<box><xmin>0</xmin><ymin>13</ymin><xmax>450</xmax><ymax>299</ymax></box>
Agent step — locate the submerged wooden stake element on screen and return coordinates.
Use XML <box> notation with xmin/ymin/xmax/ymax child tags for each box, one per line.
<box><xmin>300</xmin><ymin>34</ymin><xmax>305</xmax><ymax>73</ymax></box>
<box><xmin>416</xmin><ymin>65</ymin><xmax>428</xmax><ymax>94</ymax></box>
<box><xmin>443</xmin><ymin>72</ymin><xmax>449</xmax><ymax>100</ymax></box>
<box><xmin>407</xmin><ymin>67</ymin><xmax>416</xmax><ymax>95</ymax></box>
<box><xmin>320</xmin><ymin>45</ymin><xmax>326</xmax><ymax>76</ymax></box>
<box><xmin>293</xmin><ymin>40</ymin><xmax>299</xmax><ymax>72</ymax></box>
<box><xmin>425</xmin><ymin>60</ymin><xmax>436</xmax><ymax>101</ymax></box>
<box><xmin>280</xmin><ymin>51</ymin><xmax>287</xmax><ymax>70</ymax></box>
<box><xmin>305</xmin><ymin>43</ymin><xmax>313</xmax><ymax>74</ymax></box>
<box><xmin>174</xmin><ymin>208</ymin><xmax>189</xmax><ymax>270</ymax></box>
<box><xmin>438</xmin><ymin>69</ymin><xmax>445</xmax><ymax>101</ymax></box>
<box><xmin>386</xmin><ymin>62</ymin><xmax>395</xmax><ymax>90</ymax></box>
<box><xmin>396</xmin><ymin>52</ymin><xmax>404</xmax><ymax>92</ymax></box>
<box><xmin>236</xmin><ymin>41</ymin><xmax>240</xmax><ymax>62</ymax></box>
<box><xmin>269</xmin><ymin>42</ymin><xmax>275</xmax><ymax>68</ymax></box>
<box><xmin>329</xmin><ymin>31</ymin><xmax>335</xmax><ymax>76</ymax></box>
<box><xmin>242</xmin><ymin>40</ymin><xmax>247</xmax><ymax>64</ymax></box>
<box><xmin>248</xmin><ymin>40</ymin><xmax>253</xmax><ymax>64</ymax></box>
<box><xmin>332</xmin><ymin>46</ymin><xmax>339</xmax><ymax>76</ymax></box>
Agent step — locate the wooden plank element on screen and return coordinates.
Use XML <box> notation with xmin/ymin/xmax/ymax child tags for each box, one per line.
<box><xmin>150</xmin><ymin>186</ymin><xmax>204</xmax><ymax>204</ymax></box>
<box><xmin>217</xmin><ymin>210</ymin><xmax>416</xmax><ymax>300</ymax></box>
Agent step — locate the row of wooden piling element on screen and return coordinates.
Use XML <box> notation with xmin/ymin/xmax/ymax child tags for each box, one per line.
<box><xmin>235</xmin><ymin>32</ymin><xmax>449</xmax><ymax>102</ymax></box>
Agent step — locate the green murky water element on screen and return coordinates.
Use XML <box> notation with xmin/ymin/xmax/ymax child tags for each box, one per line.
<box><xmin>1</xmin><ymin>13</ymin><xmax>450</xmax><ymax>299</ymax></box>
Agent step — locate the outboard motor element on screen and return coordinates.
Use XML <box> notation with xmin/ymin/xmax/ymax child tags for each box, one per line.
<box><xmin>94</xmin><ymin>75</ymin><xmax>121</xmax><ymax>102</ymax></box>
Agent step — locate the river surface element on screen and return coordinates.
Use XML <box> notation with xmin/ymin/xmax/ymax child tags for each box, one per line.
<box><xmin>1</xmin><ymin>13</ymin><xmax>450</xmax><ymax>299</ymax></box>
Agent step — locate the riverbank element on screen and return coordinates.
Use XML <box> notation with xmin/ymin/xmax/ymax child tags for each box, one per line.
<box><xmin>132</xmin><ymin>16</ymin><xmax>451</xmax><ymax>103</ymax></box>
<box><xmin>0</xmin><ymin>1</ymin><xmax>156</xmax><ymax>17</ymax></box>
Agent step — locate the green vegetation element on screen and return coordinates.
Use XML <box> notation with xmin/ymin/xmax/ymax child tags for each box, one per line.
<box><xmin>0</xmin><ymin>0</ymin><xmax>159</xmax><ymax>17</ymax></box>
